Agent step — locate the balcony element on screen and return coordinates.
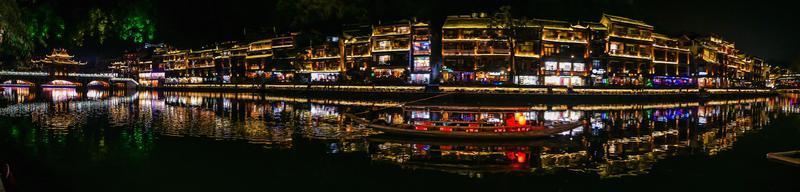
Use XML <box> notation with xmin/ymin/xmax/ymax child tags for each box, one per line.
<box><xmin>607</xmin><ymin>49</ymin><xmax>652</xmax><ymax>60</ymax></box>
<box><xmin>608</xmin><ymin>33</ymin><xmax>653</xmax><ymax>42</ymax></box>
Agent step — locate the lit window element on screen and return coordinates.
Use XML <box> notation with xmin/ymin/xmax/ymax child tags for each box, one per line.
<box><xmin>545</xmin><ymin>61</ymin><xmax>558</xmax><ymax>71</ymax></box>
<box><xmin>573</xmin><ymin>63</ymin><xmax>585</xmax><ymax>72</ymax></box>
<box><xmin>378</xmin><ymin>55</ymin><xmax>391</xmax><ymax>65</ymax></box>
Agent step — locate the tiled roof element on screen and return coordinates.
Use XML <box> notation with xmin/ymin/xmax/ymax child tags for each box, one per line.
<box><xmin>602</xmin><ymin>14</ymin><xmax>653</xmax><ymax>28</ymax></box>
<box><xmin>443</xmin><ymin>16</ymin><xmax>495</xmax><ymax>29</ymax></box>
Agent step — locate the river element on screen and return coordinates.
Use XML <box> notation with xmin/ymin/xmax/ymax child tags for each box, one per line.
<box><xmin>0</xmin><ymin>87</ymin><xmax>798</xmax><ymax>191</ymax></box>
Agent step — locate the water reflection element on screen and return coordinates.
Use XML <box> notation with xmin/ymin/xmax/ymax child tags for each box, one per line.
<box><xmin>0</xmin><ymin>89</ymin><xmax>798</xmax><ymax>179</ymax></box>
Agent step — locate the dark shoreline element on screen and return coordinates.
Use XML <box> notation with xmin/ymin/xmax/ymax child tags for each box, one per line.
<box><xmin>144</xmin><ymin>84</ymin><xmax>780</xmax><ymax>105</ymax></box>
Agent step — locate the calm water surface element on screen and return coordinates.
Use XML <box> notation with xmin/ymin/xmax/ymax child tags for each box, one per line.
<box><xmin>0</xmin><ymin>87</ymin><xmax>799</xmax><ymax>192</ymax></box>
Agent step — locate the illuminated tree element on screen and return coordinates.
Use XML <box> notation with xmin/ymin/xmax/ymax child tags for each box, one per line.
<box><xmin>276</xmin><ymin>0</ymin><xmax>369</xmax><ymax>31</ymax></box>
<box><xmin>118</xmin><ymin>3</ymin><xmax>155</xmax><ymax>44</ymax></box>
<box><xmin>73</xmin><ymin>8</ymin><xmax>117</xmax><ymax>46</ymax></box>
<box><xmin>0</xmin><ymin>0</ymin><xmax>33</xmax><ymax>68</ymax></box>
<box><xmin>25</xmin><ymin>4</ymin><xmax>66</xmax><ymax>48</ymax></box>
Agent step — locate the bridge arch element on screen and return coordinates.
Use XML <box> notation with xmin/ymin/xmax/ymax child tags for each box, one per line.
<box><xmin>45</xmin><ymin>80</ymin><xmax>82</xmax><ymax>87</ymax></box>
<box><xmin>2</xmin><ymin>79</ymin><xmax>36</xmax><ymax>86</ymax></box>
<box><xmin>87</xmin><ymin>80</ymin><xmax>110</xmax><ymax>88</ymax></box>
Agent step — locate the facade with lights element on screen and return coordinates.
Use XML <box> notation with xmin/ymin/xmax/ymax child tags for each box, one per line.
<box><xmin>117</xmin><ymin>12</ymin><xmax>770</xmax><ymax>89</ymax></box>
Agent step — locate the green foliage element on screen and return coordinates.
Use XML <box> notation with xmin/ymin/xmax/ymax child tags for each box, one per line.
<box><xmin>276</xmin><ymin>0</ymin><xmax>369</xmax><ymax>30</ymax></box>
<box><xmin>25</xmin><ymin>4</ymin><xmax>65</xmax><ymax>47</ymax></box>
<box><xmin>73</xmin><ymin>8</ymin><xmax>117</xmax><ymax>46</ymax></box>
<box><xmin>0</xmin><ymin>0</ymin><xmax>33</xmax><ymax>68</ymax></box>
<box><xmin>119</xmin><ymin>9</ymin><xmax>155</xmax><ymax>44</ymax></box>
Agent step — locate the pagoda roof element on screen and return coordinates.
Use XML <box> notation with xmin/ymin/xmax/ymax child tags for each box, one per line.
<box><xmin>32</xmin><ymin>49</ymin><xmax>86</xmax><ymax>65</ymax></box>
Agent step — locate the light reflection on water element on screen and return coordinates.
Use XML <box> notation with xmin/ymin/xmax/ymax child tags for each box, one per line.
<box><xmin>0</xmin><ymin>88</ymin><xmax>799</xmax><ymax>179</ymax></box>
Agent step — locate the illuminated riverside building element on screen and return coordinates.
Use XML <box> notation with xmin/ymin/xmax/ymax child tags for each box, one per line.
<box><xmin>597</xmin><ymin>14</ymin><xmax>654</xmax><ymax>86</ymax></box>
<box><xmin>244</xmin><ymin>35</ymin><xmax>298</xmax><ymax>83</ymax></box>
<box><xmin>371</xmin><ymin>20</ymin><xmax>413</xmax><ymax>83</ymax></box>
<box><xmin>537</xmin><ymin>19</ymin><xmax>590</xmax><ymax>87</ymax></box>
<box><xmin>686</xmin><ymin>36</ymin><xmax>763</xmax><ymax>88</ymax></box>
<box><xmin>410</xmin><ymin>21</ymin><xmax>433</xmax><ymax>84</ymax></box>
<box><xmin>441</xmin><ymin>13</ymin><xmax>512</xmax><ymax>85</ymax></box>
<box><xmin>245</xmin><ymin>38</ymin><xmax>273</xmax><ymax>82</ymax></box>
<box><xmin>342</xmin><ymin>25</ymin><xmax>373</xmax><ymax>83</ymax></box>
<box><xmin>511</xmin><ymin>20</ymin><xmax>543</xmax><ymax>85</ymax></box>
<box><xmin>650</xmin><ymin>33</ymin><xmax>692</xmax><ymax>87</ymax></box>
<box><xmin>163</xmin><ymin>49</ymin><xmax>190</xmax><ymax>84</ymax></box>
<box><xmin>267</xmin><ymin>35</ymin><xmax>298</xmax><ymax>83</ymax></box>
<box><xmin>187</xmin><ymin>48</ymin><xmax>217</xmax><ymax>83</ymax></box>
<box><xmin>300</xmin><ymin>37</ymin><xmax>342</xmax><ymax>83</ymax></box>
<box><xmin>214</xmin><ymin>42</ymin><xmax>248</xmax><ymax>84</ymax></box>
<box><xmin>138</xmin><ymin>44</ymin><xmax>168</xmax><ymax>87</ymax></box>
<box><xmin>749</xmin><ymin>57</ymin><xmax>769</xmax><ymax>87</ymax></box>
<box><xmin>122</xmin><ymin>12</ymin><xmax>771</xmax><ymax>88</ymax></box>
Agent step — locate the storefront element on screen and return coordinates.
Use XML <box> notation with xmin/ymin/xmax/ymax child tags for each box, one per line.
<box><xmin>310</xmin><ymin>72</ymin><xmax>339</xmax><ymax>83</ymax></box>
<box><xmin>410</xmin><ymin>73</ymin><xmax>430</xmax><ymax>84</ymax></box>
<box><xmin>544</xmin><ymin>76</ymin><xmax>584</xmax><ymax>87</ymax></box>
<box><xmin>373</xmin><ymin>68</ymin><xmax>405</xmax><ymax>78</ymax></box>
<box><xmin>266</xmin><ymin>71</ymin><xmax>295</xmax><ymax>82</ymax></box>
<box><xmin>514</xmin><ymin>75</ymin><xmax>539</xmax><ymax>85</ymax></box>
<box><xmin>652</xmin><ymin>76</ymin><xmax>693</xmax><ymax>87</ymax></box>
<box><xmin>138</xmin><ymin>72</ymin><xmax>165</xmax><ymax>87</ymax></box>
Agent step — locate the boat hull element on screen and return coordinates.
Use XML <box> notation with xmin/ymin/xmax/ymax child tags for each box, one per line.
<box><xmin>346</xmin><ymin>113</ymin><xmax>583</xmax><ymax>139</ymax></box>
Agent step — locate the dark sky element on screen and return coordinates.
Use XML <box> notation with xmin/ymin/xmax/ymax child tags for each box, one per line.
<box><xmin>46</xmin><ymin>0</ymin><xmax>800</xmax><ymax>66</ymax></box>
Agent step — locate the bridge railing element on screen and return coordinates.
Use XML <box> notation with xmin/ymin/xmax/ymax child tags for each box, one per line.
<box><xmin>67</xmin><ymin>73</ymin><xmax>116</xmax><ymax>78</ymax></box>
<box><xmin>0</xmin><ymin>71</ymin><xmax>117</xmax><ymax>78</ymax></box>
<box><xmin>0</xmin><ymin>71</ymin><xmax>48</xmax><ymax>76</ymax></box>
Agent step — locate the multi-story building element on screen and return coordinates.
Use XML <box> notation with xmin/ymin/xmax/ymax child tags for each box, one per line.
<box><xmin>749</xmin><ymin>57</ymin><xmax>768</xmax><ymax>87</ymax></box>
<box><xmin>511</xmin><ymin>20</ymin><xmax>542</xmax><ymax>86</ymax></box>
<box><xmin>689</xmin><ymin>36</ymin><xmax>731</xmax><ymax>88</ymax></box>
<box><xmin>187</xmin><ymin>48</ymin><xmax>216</xmax><ymax>83</ymax></box>
<box><xmin>300</xmin><ymin>36</ymin><xmax>341</xmax><ymax>83</ymax></box>
<box><xmin>269</xmin><ymin>35</ymin><xmax>298</xmax><ymax>83</ymax></box>
<box><xmin>537</xmin><ymin>19</ymin><xmax>589</xmax><ymax>87</ymax></box>
<box><xmin>651</xmin><ymin>33</ymin><xmax>692</xmax><ymax>87</ymax></box>
<box><xmin>214</xmin><ymin>42</ymin><xmax>248</xmax><ymax>84</ymax></box>
<box><xmin>245</xmin><ymin>38</ymin><xmax>273</xmax><ymax>83</ymax></box>
<box><xmin>441</xmin><ymin>13</ymin><xmax>512</xmax><ymax>85</ymax></box>
<box><xmin>217</xmin><ymin>43</ymin><xmax>243</xmax><ymax>84</ymax></box>
<box><xmin>598</xmin><ymin>14</ymin><xmax>654</xmax><ymax>86</ymax></box>
<box><xmin>140</xmin><ymin>11</ymin><xmax>772</xmax><ymax>89</ymax></box>
<box><xmin>410</xmin><ymin>21</ymin><xmax>433</xmax><ymax>84</ymax></box>
<box><xmin>371</xmin><ymin>20</ymin><xmax>413</xmax><ymax>84</ymax></box>
<box><xmin>342</xmin><ymin>25</ymin><xmax>373</xmax><ymax>83</ymax></box>
<box><xmin>583</xmin><ymin>21</ymin><xmax>609</xmax><ymax>86</ymax></box>
<box><xmin>163</xmin><ymin>49</ymin><xmax>189</xmax><ymax>84</ymax></box>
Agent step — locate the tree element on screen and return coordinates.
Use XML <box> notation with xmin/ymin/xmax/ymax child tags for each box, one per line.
<box><xmin>275</xmin><ymin>0</ymin><xmax>369</xmax><ymax>32</ymax></box>
<box><xmin>118</xmin><ymin>5</ymin><xmax>155</xmax><ymax>44</ymax></box>
<box><xmin>0</xmin><ymin>0</ymin><xmax>33</xmax><ymax>69</ymax></box>
<box><xmin>490</xmin><ymin>6</ymin><xmax>516</xmax><ymax>81</ymax></box>
<box><xmin>73</xmin><ymin>8</ymin><xmax>117</xmax><ymax>46</ymax></box>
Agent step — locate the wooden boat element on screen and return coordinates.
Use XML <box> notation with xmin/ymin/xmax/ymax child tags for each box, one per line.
<box><xmin>345</xmin><ymin>113</ymin><xmax>583</xmax><ymax>139</ymax></box>
<box><xmin>766</xmin><ymin>150</ymin><xmax>800</xmax><ymax>167</ymax></box>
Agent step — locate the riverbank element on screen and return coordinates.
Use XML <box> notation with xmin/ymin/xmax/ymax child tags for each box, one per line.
<box><xmin>148</xmin><ymin>84</ymin><xmax>777</xmax><ymax>100</ymax></box>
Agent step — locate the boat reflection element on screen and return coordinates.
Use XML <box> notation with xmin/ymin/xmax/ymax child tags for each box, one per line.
<box><xmin>0</xmin><ymin>90</ymin><xmax>796</xmax><ymax>178</ymax></box>
<box><xmin>366</xmin><ymin>98</ymin><xmax>778</xmax><ymax>178</ymax></box>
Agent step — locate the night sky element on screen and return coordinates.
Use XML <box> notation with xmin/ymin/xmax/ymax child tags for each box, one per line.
<box><xmin>26</xmin><ymin>0</ymin><xmax>800</xmax><ymax>66</ymax></box>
